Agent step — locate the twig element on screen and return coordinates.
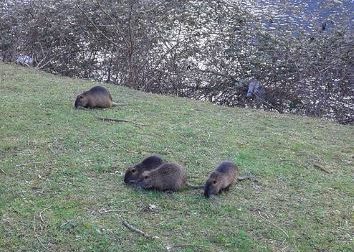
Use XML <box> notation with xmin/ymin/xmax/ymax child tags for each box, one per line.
<box><xmin>279</xmin><ymin>159</ymin><xmax>293</xmax><ymax>163</ymax></box>
<box><xmin>122</xmin><ymin>220</ymin><xmax>155</xmax><ymax>239</ymax></box>
<box><xmin>98</xmin><ymin>208</ymin><xmax>127</xmax><ymax>214</ymax></box>
<box><xmin>97</xmin><ymin>117</ymin><xmax>133</xmax><ymax>123</ymax></box>
<box><xmin>0</xmin><ymin>168</ymin><xmax>6</xmax><ymax>175</ymax></box>
<box><xmin>39</xmin><ymin>212</ymin><xmax>45</xmax><ymax>223</ymax></box>
<box><xmin>32</xmin><ymin>214</ymin><xmax>48</xmax><ymax>249</ymax></box>
<box><xmin>257</xmin><ymin>210</ymin><xmax>289</xmax><ymax>239</ymax></box>
<box><xmin>167</xmin><ymin>244</ymin><xmax>207</xmax><ymax>251</ymax></box>
<box><xmin>39</xmin><ymin>206</ymin><xmax>51</xmax><ymax>223</ymax></box>
<box><xmin>94</xmin><ymin>0</ymin><xmax>130</xmax><ymax>47</ymax></box>
<box><xmin>76</xmin><ymin>4</ymin><xmax>120</xmax><ymax>48</ymax></box>
<box><xmin>313</xmin><ymin>163</ymin><xmax>331</xmax><ymax>174</ymax></box>
<box><xmin>35</xmin><ymin>235</ymin><xmax>47</xmax><ymax>250</ymax></box>
<box><xmin>99</xmin><ymin>209</ymin><xmax>118</xmax><ymax>214</ymax></box>
<box><xmin>96</xmin><ymin>117</ymin><xmax>146</xmax><ymax>128</ymax></box>
<box><xmin>16</xmin><ymin>161</ymin><xmax>42</xmax><ymax>167</ymax></box>
<box><xmin>33</xmin><ymin>213</ymin><xmax>36</xmax><ymax>233</ymax></box>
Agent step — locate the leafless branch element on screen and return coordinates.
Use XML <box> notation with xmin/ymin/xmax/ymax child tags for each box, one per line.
<box><xmin>76</xmin><ymin>4</ymin><xmax>120</xmax><ymax>48</ymax></box>
<box><xmin>96</xmin><ymin>117</ymin><xmax>146</xmax><ymax>128</ymax></box>
<box><xmin>94</xmin><ymin>0</ymin><xmax>130</xmax><ymax>48</ymax></box>
<box><xmin>313</xmin><ymin>163</ymin><xmax>332</xmax><ymax>174</ymax></box>
<box><xmin>122</xmin><ymin>220</ymin><xmax>156</xmax><ymax>239</ymax></box>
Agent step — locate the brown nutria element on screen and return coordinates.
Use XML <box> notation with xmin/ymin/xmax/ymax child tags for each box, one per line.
<box><xmin>124</xmin><ymin>155</ymin><xmax>164</xmax><ymax>185</ymax></box>
<box><xmin>204</xmin><ymin>161</ymin><xmax>256</xmax><ymax>198</ymax></box>
<box><xmin>204</xmin><ymin>161</ymin><xmax>239</xmax><ymax>198</ymax></box>
<box><xmin>137</xmin><ymin>163</ymin><xmax>187</xmax><ymax>191</ymax></box>
<box><xmin>74</xmin><ymin>86</ymin><xmax>113</xmax><ymax>109</ymax></box>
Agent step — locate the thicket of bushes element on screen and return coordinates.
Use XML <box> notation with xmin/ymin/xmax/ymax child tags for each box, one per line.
<box><xmin>1</xmin><ymin>0</ymin><xmax>352</xmax><ymax>124</ymax></box>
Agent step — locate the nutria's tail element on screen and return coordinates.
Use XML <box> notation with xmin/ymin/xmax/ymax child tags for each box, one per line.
<box><xmin>237</xmin><ymin>174</ymin><xmax>258</xmax><ymax>182</ymax></box>
<box><xmin>112</xmin><ymin>102</ymin><xmax>128</xmax><ymax>107</ymax></box>
<box><xmin>186</xmin><ymin>182</ymin><xmax>204</xmax><ymax>190</ymax></box>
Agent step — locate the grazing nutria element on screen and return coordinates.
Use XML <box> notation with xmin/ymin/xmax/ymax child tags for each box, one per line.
<box><xmin>124</xmin><ymin>155</ymin><xmax>164</xmax><ymax>184</ymax></box>
<box><xmin>137</xmin><ymin>163</ymin><xmax>187</xmax><ymax>191</ymax></box>
<box><xmin>74</xmin><ymin>86</ymin><xmax>113</xmax><ymax>109</ymax></box>
<box><xmin>204</xmin><ymin>161</ymin><xmax>239</xmax><ymax>198</ymax></box>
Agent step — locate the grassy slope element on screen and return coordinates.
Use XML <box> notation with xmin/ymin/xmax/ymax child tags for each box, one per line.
<box><xmin>0</xmin><ymin>63</ymin><xmax>353</xmax><ymax>251</ymax></box>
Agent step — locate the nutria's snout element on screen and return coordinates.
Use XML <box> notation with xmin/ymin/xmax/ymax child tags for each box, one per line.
<box><xmin>204</xmin><ymin>184</ymin><xmax>211</xmax><ymax>198</ymax></box>
<box><xmin>123</xmin><ymin>176</ymin><xmax>132</xmax><ymax>184</ymax></box>
<box><xmin>74</xmin><ymin>95</ymin><xmax>82</xmax><ymax>108</ymax></box>
<box><xmin>74</xmin><ymin>100</ymin><xmax>79</xmax><ymax>108</ymax></box>
<box><xmin>124</xmin><ymin>170</ymin><xmax>141</xmax><ymax>185</ymax></box>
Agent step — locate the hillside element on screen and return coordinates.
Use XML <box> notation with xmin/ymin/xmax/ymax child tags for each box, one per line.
<box><xmin>0</xmin><ymin>63</ymin><xmax>353</xmax><ymax>251</ymax></box>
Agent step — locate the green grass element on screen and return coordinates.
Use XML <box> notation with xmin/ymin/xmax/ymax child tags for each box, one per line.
<box><xmin>0</xmin><ymin>62</ymin><xmax>353</xmax><ymax>251</ymax></box>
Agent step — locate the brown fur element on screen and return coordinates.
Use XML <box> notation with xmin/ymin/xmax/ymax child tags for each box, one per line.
<box><xmin>124</xmin><ymin>155</ymin><xmax>164</xmax><ymax>184</ymax></box>
<box><xmin>74</xmin><ymin>86</ymin><xmax>113</xmax><ymax>109</ymax></box>
<box><xmin>137</xmin><ymin>163</ymin><xmax>187</xmax><ymax>191</ymax></box>
<box><xmin>204</xmin><ymin>161</ymin><xmax>239</xmax><ymax>198</ymax></box>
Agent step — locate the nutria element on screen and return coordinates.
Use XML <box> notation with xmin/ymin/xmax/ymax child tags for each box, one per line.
<box><xmin>74</xmin><ymin>86</ymin><xmax>113</xmax><ymax>109</ymax></box>
<box><xmin>124</xmin><ymin>155</ymin><xmax>164</xmax><ymax>184</ymax></box>
<box><xmin>137</xmin><ymin>163</ymin><xmax>187</xmax><ymax>191</ymax></box>
<box><xmin>204</xmin><ymin>161</ymin><xmax>256</xmax><ymax>198</ymax></box>
<box><xmin>204</xmin><ymin>161</ymin><xmax>239</xmax><ymax>198</ymax></box>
